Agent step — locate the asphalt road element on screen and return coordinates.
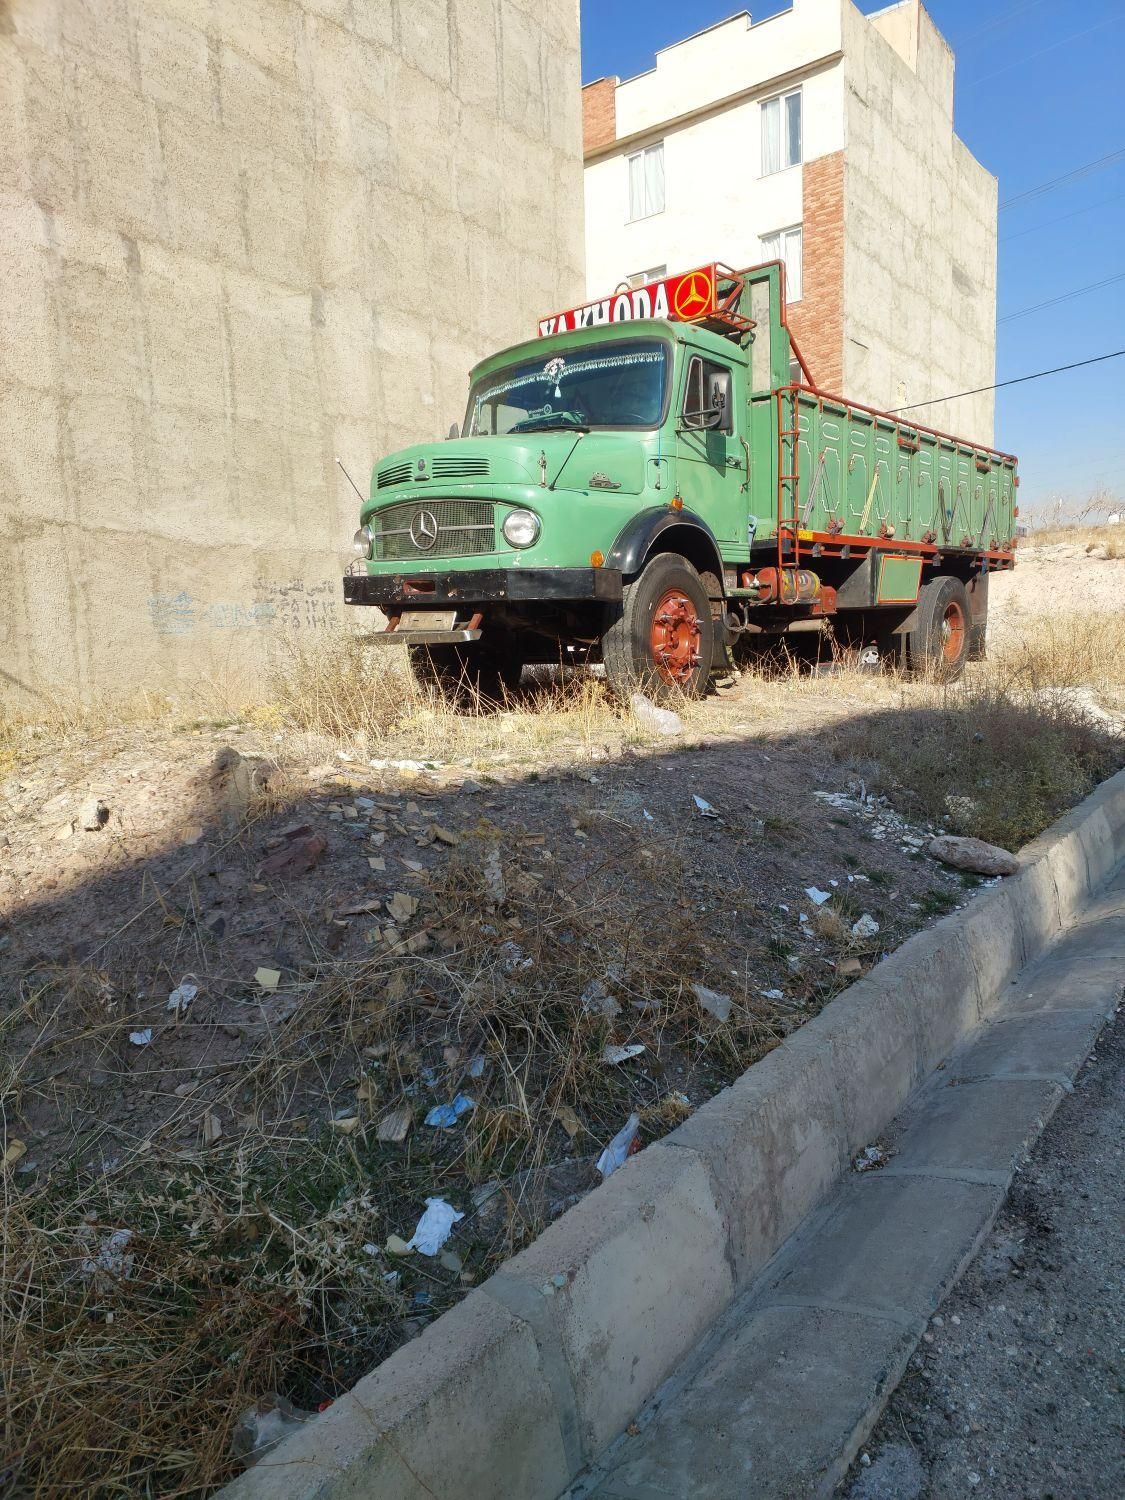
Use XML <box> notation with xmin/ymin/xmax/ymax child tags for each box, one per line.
<box><xmin>846</xmin><ymin>1003</ymin><xmax>1125</xmax><ymax>1500</ymax></box>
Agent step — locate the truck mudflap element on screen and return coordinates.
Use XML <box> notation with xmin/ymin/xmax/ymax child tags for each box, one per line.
<box><xmin>343</xmin><ymin>566</ymin><xmax>623</xmax><ymax>609</ymax></box>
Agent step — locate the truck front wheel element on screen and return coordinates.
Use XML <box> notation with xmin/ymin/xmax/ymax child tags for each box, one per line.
<box><xmin>602</xmin><ymin>553</ymin><xmax>715</xmax><ymax>702</ymax></box>
<box><xmin>907</xmin><ymin>575</ymin><xmax>971</xmax><ymax>681</ymax></box>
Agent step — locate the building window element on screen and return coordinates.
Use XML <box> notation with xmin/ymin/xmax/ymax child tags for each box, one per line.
<box><xmin>761</xmin><ymin>225</ymin><xmax>803</xmax><ymax>301</ymax></box>
<box><xmin>627</xmin><ymin>265</ymin><xmax>667</xmax><ymax>288</ymax></box>
<box><xmin>627</xmin><ymin>143</ymin><xmax>665</xmax><ymax>221</ymax></box>
<box><xmin>761</xmin><ymin>89</ymin><xmax>801</xmax><ymax>175</ymax></box>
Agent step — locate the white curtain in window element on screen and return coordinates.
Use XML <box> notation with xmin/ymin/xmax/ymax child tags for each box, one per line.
<box><xmin>760</xmin><ymin>230</ymin><xmax>779</xmax><ymax>262</ymax></box>
<box><xmin>783</xmin><ymin>227</ymin><xmax>803</xmax><ymax>300</ymax></box>
<box><xmin>761</xmin><ymin>97</ymin><xmax>780</xmax><ymax>175</ymax></box>
<box><xmin>645</xmin><ymin>144</ymin><xmax>665</xmax><ymax>215</ymax></box>
<box><xmin>785</xmin><ymin>91</ymin><xmax>802</xmax><ymax>167</ymax></box>
<box><xmin>628</xmin><ymin>153</ymin><xmax>645</xmax><ymax>221</ymax></box>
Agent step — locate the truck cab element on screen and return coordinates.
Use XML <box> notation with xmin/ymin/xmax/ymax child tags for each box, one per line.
<box><xmin>344</xmin><ymin>263</ymin><xmax>1016</xmax><ymax>699</ymax></box>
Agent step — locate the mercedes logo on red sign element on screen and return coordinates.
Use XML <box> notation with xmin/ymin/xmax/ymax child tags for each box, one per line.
<box><xmin>410</xmin><ymin>510</ymin><xmax>439</xmax><ymax>550</ymax></box>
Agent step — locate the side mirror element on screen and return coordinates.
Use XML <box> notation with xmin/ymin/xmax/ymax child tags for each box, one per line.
<box><xmin>447</xmin><ymin>422</ymin><xmax>460</xmax><ymax>440</ymax></box>
<box><xmin>681</xmin><ymin>368</ymin><xmax>732</xmax><ymax>432</ymax></box>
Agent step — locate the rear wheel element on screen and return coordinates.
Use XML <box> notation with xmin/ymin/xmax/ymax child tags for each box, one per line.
<box><xmin>907</xmin><ymin>575</ymin><xmax>971</xmax><ymax>681</ymax></box>
<box><xmin>602</xmin><ymin>553</ymin><xmax>715</xmax><ymax>702</ymax></box>
<box><xmin>408</xmin><ymin>639</ymin><xmax>524</xmax><ymax>703</ymax></box>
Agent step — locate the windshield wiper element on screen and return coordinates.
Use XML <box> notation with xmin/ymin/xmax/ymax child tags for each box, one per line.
<box><xmin>510</xmin><ymin>415</ymin><xmax>590</xmax><ymax>433</ymax></box>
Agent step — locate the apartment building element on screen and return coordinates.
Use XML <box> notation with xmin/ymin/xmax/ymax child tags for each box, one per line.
<box><xmin>582</xmin><ymin>0</ymin><xmax>998</xmax><ymax>444</ymax></box>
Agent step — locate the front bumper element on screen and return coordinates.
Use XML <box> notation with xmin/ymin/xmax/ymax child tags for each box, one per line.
<box><xmin>343</xmin><ymin>567</ymin><xmax>623</xmax><ymax>609</ymax></box>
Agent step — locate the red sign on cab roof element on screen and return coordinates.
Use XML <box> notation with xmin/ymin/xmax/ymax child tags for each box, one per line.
<box><xmin>538</xmin><ymin>265</ymin><xmax>718</xmax><ymax>338</ymax></box>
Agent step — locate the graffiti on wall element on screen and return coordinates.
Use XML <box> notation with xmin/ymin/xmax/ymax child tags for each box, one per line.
<box><xmin>147</xmin><ymin>579</ymin><xmax>340</xmax><ymax>637</ymax></box>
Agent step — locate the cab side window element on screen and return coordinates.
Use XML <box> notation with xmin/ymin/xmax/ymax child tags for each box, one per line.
<box><xmin>682</xmin><ymin>356</ymin><xmax>733</xmax><ymax>434</ymax></box>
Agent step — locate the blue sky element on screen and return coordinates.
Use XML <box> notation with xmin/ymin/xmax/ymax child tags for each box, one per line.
<box><xmin>580</xmin><ymin>1</ymin><xmax>1125</xmax><ymax>513</ymax></box>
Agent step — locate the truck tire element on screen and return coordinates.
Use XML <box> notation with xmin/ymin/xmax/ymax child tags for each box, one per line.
<box><xmin>409</xmin><ymin>641</ymin><xmax>523</xmax><ymax>703</ymax></box>
<box><xmin>602</xmin><ymin>552</ymin><xmax>714</xmax><ymax>702</ymax></box>
<box><xmin>907</xmin><ymin>575</ymin><xmax>971</xmax><ymax>681</ymax></box>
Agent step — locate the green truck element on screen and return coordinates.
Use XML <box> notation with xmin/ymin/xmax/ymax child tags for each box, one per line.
<box><xmin>344</xmin><ymin>262</ymin><xmax>1017</xmax><ymax>699</ymax></box>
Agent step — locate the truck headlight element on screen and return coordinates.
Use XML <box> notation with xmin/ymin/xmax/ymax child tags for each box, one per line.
<box><xmin>352</xmin><ymin>525</ymin><xmax>375</xmax><ymax>558</ymax></box>
<box><xmin>502</xmin><ymin>509</ymin><xmax>541</xmax><ymax>548</ymax></box>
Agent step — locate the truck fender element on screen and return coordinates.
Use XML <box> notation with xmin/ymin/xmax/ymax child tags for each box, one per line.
<box><xmin>606</xmin><ymin>509</ymin><xmax>725</xmax><ymax>590</ymax></box>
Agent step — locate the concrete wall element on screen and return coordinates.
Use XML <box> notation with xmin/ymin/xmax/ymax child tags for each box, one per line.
<box><xmin>842</xmin><ymin>0</ymin><xmax>996</xmax><ymax>441</ymax></box>
<box><xmin>0</xmin><ymin>0</ymin><xmax>584</xmax><ymax>705</ymax></box>
<box><xmin>582</xmin><ymin>3</ymin><xmax>845</xmax><ymax>297</ymax></box>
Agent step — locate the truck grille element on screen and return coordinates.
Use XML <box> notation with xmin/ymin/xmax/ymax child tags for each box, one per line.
<box><xmin>372</xmin><ymin>500</ymin><xmax>495</xmax><ymax>559</ymax></box>
<box><xmin>377</xmin><ymin>457</ymin><xmax>491</xmax><ymax>489</ymax></box>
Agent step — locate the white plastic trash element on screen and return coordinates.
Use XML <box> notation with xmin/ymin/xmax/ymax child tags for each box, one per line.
<box><xmin>596</xmin><ymin>1113</ymin><xmax>640</xmax><ymax>1179</ymax></box>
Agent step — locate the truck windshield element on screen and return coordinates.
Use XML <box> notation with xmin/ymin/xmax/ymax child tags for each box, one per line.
<box><xmin>464</xmin><ymin>339</ymin><xmax>668</xmax><ymax>436</ymax></box>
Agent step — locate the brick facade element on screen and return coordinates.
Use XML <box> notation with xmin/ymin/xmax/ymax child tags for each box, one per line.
<box><xmin>582</xmin><ymin>77</ymin><xmax>617</xmax><ymax>153</ymax></box>
<box><xmin>787</xmin><ymin>150</ymin><xmax>845</xmax><ymax>393</ymax></box>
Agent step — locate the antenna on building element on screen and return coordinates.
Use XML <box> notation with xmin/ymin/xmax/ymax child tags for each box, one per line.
<box><xmin>336</xmin><ymin>456</ymin><xmax>365</xmax><ymax>503</ymax></box>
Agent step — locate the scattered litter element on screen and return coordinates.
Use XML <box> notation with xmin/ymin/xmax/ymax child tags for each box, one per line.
<box><xmin>2</xmin><ymin>1138</ymin><xmax>27</xmax><ymax>1170</ymax></box>
<box><xmin>853</xmin><ymin>1142</ymin><xmax>892</xmax><ymax>1173</ymax></box>
<box><xmin>597</xmin><ymin>1113</ymin><xmax>640</xmax><ymax>1178</ymax></box>
<box><xmin>556</xmin><ymin>1104</ymin><xmax>582</xmax><ymax>1138</ymax></box>
<box><xmin>691</xmin><ymin>983</ymin><xmax>732</xmax><ymax>1023</ymax></box>
<box><xmin>385</xmin><ymin>1234</ymin><xmax>413</xmax><ymax>1256</ymax></box>
<box><xmin>602</xmin><ymin>1043</ymin><xmax>646</xmax><ymax>1065</ymax></box>
<box><xmin>407</xmin><ymin>1197</ymin><xmax>464</xmax><ymax>1256</ymax></box>
<box><xmin>692</xmin><ymin>795</ymin><xmax>719</xmax><ymax>818</ymax></box>
<box><xmin>81</xmin><ymin>1227</ymin><xmax>134</xmax><ymax>1283</ymax></box>
<box><xmin>851</xmin><ymin>913</ymin><xmax>880</xmax><ymax>939</ymax></box>
<box><xmin>761</xmin><ymin>988</ymin><xmax>785</xmax><ymax>1001</ymax></box>
<box><xmin>424</xmin><ymin>1095</ymin><xmax>475</xmax><ymax>1128</ymax></box>
<box><xmin>377</xmin><ymin>1107</ymin><xmax>413</xmax><ymax>1143</ymax></box>
<box><xmin>804</xmin><ymin>887</ymin><xmax>832</xmax><ymax>905</ymax></box>
<box><xmin>128</xmin><ymin>1029</ymin><xmax>153</xmax><ymax>1047</ymax></box>
<box><xmin>643</xmin><ymin>808</ymin><xmax>654</xmax><ymax>822</ymax></box>
<box><xmin>440</xmin><ymin>1250</ymin><xmax>463</xmax><ymax>1273</ymax></box>
<box><xmin>499</xmin><ymin>940</ymin><xmax>533</xmax><ymax>973</ymax></box>
<box><xmin>368</xmin><ymin>757</ymin><xmax>435</xmax><ymax>773</ymax></box>
<box><xmin>581</xmin><ymin>978</ymin><xmax>621</xmax><ymax>1018</ymax></box>
<box><xmin>254</xmin><ymin>967</ymin><xmax>281</xmax><ymax>992</ymax></box>
<box><xmin>480</xmin><ymin>846</ymin><xmax>507</xmax><ymax>900</ymax></box>
<box><xmin>466</xmin><ymin>1055</ymin><xmax>487</xmax><ymax>1078</ymax></box>
<box><xmin>367</xmin><ymin>856</ymin><xmax>386</xmax><ymax>872</ymax></box>
<box><xmin>166</xmin><ymin>980</ymin><xmax>198</xmax><ymax>1014</ymax></box>
<box><xmin>630</xmin><ymin>691</ymin><xmax>683</xmax><ymax>736</ymax></box>
<box><xmin>338</xmin><ymin>899</ymin><xmax>383</xmax><ymax>918</ymax></box>
<box><xmin>836</xmin><ymin>957</ymin><xmax>863</xmax><ymax>978</ymax></box>
<box><xmin>256</xmin><ymin>832</ymin><xmax>327</xmax><ymax>880</ymax></box>
<box><xmin>799</xmin><ymin>913</ymin><xmax>809</xmax><ymax>925</ymax></box>
<box><xmin>386</xmin><ymin>891</ymin><xmax>418</xmax><ymax>923</ymax></box>
<box><xmin>202</xmin><ymin>1111</ymin><xmax>223</xmax><ymax>1145</ymax></box>
<box><xmin>231</xmin><ymin>1395</ymin><xmax>315</xmax><ymax>1465</ymax></box>
<box><xmin>330</xmin><ymin>1116</ymin><xmax>360</xmax><ymax>1135</ymax></box>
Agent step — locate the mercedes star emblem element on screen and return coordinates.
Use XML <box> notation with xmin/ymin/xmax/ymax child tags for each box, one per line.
<box><xmin>409</xmin><ymin>509</ymin><xmax>440</xmax><ymax>550</ymax></box>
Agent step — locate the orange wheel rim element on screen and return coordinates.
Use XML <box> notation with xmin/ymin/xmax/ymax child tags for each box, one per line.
<box><xmin>940</xmin><ymin>600</ymin><xmax>966</xmax><ymax>662</ymax></box>
<box><xmin>650</xmin><ymin>589</ymin><xmax>701</xmax><ymax>685</ymax></box>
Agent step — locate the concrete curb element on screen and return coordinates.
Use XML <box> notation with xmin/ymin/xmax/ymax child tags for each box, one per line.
<box><xmin>221</xmin><ymin>767</ymin><xmax>1125</xmax><ymax>1500</ymax></box>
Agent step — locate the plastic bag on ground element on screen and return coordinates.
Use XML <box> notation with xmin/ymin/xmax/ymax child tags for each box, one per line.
<box><xmin>596</xmin><ymin>1113</ymin><xmax>640</xmax><ymax>1179</ymax></box>
<box><xmin>407</xmin><ymin>1197</ymin><xmax>464</xmax><ymax>1255</ymax></box>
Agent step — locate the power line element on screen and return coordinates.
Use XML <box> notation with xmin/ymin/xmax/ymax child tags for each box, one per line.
<box><xmin>1001</xmin><ymin>188</ymin><xmax>1125</xmax><ymax>243</ymax></box>
<box><xmin>997</xmin><ymin>270</ymin><xmax>1125</xmax><ymax>324</ymax></box>
<box><xmin>888</xmin><ymin>348</ymin><xmax>1125</xmax><ymax>413</ymax></box>
<box><xmin>954</xmin><ymin>0</ymin><xmax>1049</xmax><ymax>47</ymax></box>
<box><xmin>1000</xmin><ymin>147</ymin><xmax>1125</xmax><ymax>210</ymax></box>
<box><xmin>969</xmin><ymin>13</ymin><xmax>1114</xmax><ymax>85</ymax></box>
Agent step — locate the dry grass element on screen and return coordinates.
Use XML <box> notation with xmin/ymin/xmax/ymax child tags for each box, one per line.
<box><xmin>1</xmin><ymin>819</ymin><xmax>807</xmax><ymax>1495</ymax></box>
<box><xmin>3</xmin><ymin>603</ymin><xmax>1123</xmax><ymax>1495</ymax></box>
<box><xmin>1026</xmin><ymin>523</ymin><xmax>1124</xmax><ymax>559</ymax></box>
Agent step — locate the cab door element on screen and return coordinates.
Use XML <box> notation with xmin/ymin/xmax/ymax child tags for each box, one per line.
<box><xmin>674</xmin><ymin>352</ymin><xmax>745</xmax><ymax>549</ymax></box>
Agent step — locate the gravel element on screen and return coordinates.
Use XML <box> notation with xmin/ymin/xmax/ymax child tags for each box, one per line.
<box><xmin>846</xmin><ymin>1003</ymin><xmax>1125</xmax><ymax>1500</ymax></box>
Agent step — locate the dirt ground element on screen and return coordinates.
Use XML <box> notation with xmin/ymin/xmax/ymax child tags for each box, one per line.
<box><xmin>1</xmin><ymin>538</ymin><xmax>1122</xmax><ymax>1494</ymax></box>
<box><xmin>845</xmin><ymin>1004</ymin><xmax>1125</xmax><ymax>1500</ymax></box>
